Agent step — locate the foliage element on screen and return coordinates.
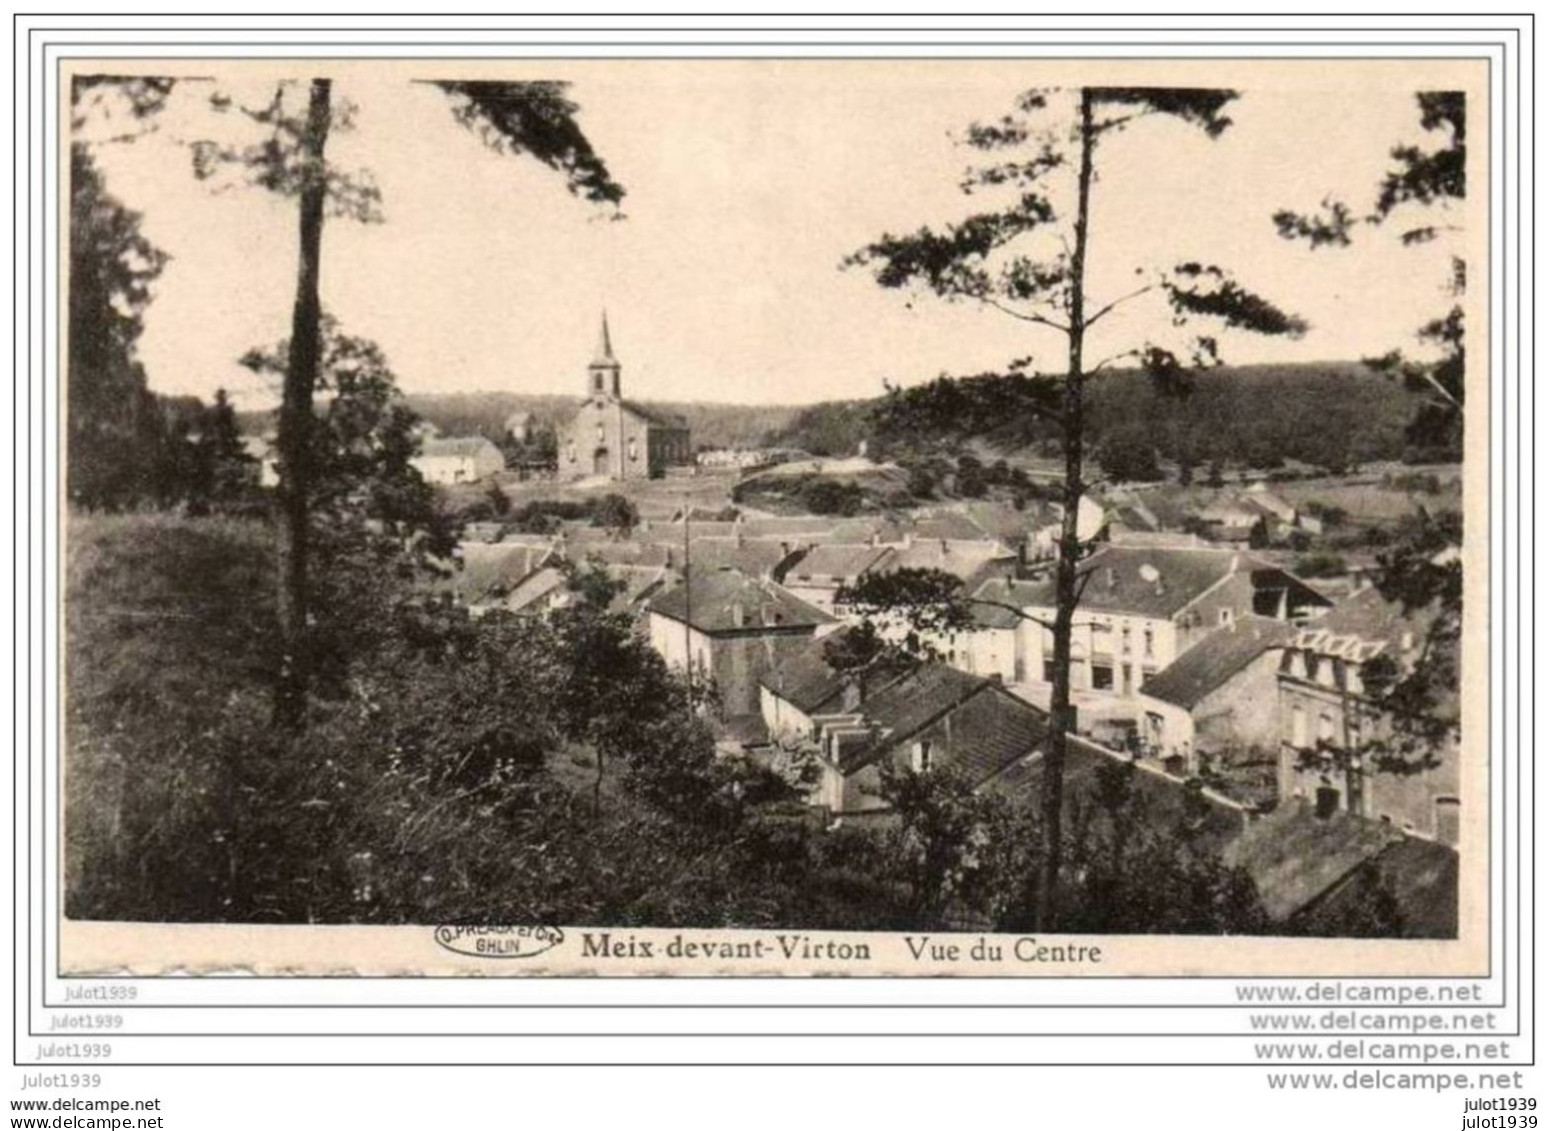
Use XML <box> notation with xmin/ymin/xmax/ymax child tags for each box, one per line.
<box><xmin>66</xmin><ymin>142</ymin><xmax>173</xmax><ymax>510</ymax></box>
<box><xmin>1095</xmin><ymin>425</ymin><xmax>1165</xmax><ymax>483</ymax></box>
<box><xmin>800</xmin><ymin>478</ymin><xmax>865</xmax><ymax>516</ymax></box>
<box><xmin>591</xmin><ymin>492</ymin><xmax>639</xmax><ymax>532</ymax></box>
<box><xmin>1275</xmin><ymin>91</ymin><xmax>1465</xmax><ymax>458</ymax></box>
<box><xmin>431</xmin><ymin>80</ymin><xmax>624</xmax><ymax>207</ymax></box>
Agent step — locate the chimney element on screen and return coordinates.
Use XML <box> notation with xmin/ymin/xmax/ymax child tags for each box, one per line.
<box><xmin>1106</xmin><ymin>566</ymin><xmax>1116</xmax><ymax>589</ymax></box>
<box><xmin>940</xmin><ymin>539</ymin><xmax>949</xmax><ymax>555</ymax></box>
<box><xmin>731</xmin><ymin>601</ymin><xmax>746</xmax><ymax>628</ymax></box>
<box><xmin>1229</xmin><ymin>553</ymin><xmax>1240</xmax><ymax>574</ymax></box>
<box><xmin>841</xmin><ymin>676</ymin><xmax>865</xmax><ymax>712</ymax></box>
<box><xmin>903</xmin><ymin>532</ymin><xmax>914</xmax><ymax>549</ymax></box>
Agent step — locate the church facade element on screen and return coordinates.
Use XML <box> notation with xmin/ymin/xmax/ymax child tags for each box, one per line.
<box><xmin>558</xmin><ymin>316</ymin><xmax>692</xmax><ymax>482</ymax></box>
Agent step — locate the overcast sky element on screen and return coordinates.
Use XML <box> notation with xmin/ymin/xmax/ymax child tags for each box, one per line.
<box><xmin>77</xmin><ymin>59</ymin><xmax>1471</xmax><ymax>409</ymax></box>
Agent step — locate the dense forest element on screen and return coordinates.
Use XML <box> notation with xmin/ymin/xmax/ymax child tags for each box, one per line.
<box><xmin>769</xmin><ymin>363</ymin><xmax>1446</xmax><ymax>470</ymax></box>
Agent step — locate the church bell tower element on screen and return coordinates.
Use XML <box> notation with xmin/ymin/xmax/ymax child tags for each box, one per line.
<box><xmin>587</xmin><ymin>312</ymin><xmax>622</xmax><ymax>400</ymax></box>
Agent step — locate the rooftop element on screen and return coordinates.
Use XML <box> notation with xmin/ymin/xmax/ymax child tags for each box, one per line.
<box><xmin>833</xmin><ymin>663</ymin><xmax>987</xmax><ymax>771</ymax></box>
<box><xmin>454</xmin><ymin>542</ymin><xmax>553</xmax><ymax>604</ymax></box>
<box><xmin>1140</xmin><ymin>615</ymin><xmax>1296</xmax><ymax>709</ymax></box>
<box><xmin>758</xmin><ymin>625</ymin><xmax>857</xmax><ymax>713</ymax></box>
<box><xmin>1224</xmin><ymin>801</ymin><xmax>1403</xmax><ymax>921</ymax></box>
<box><xmin>1016</xmin><ymin>546</ymin><xmax>1283</xmax><ymax>619</ymax></box>
<box><xmin>420</xmin><ymin>436</ymin><xmax>500</xmax><ymax>459</ymax></box>
<box><xmin>785</xmin><ymin>543</ymin><xmax>896</xmax><ymax>583</ymax></box>
<box><xmin>968</xmin><ymin>577</ymin><xmax>1054</xmax><ymax>630</ymax></box>
<box><xmin>648</xmin><ymin>568</ymin><xmax>834</xmax><ymax>633</ymax></box>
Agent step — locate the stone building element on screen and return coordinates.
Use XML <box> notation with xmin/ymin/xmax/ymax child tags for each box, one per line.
<box><xmin>1275</xmin><ymin>585</ymin><xmax>1460</xmax><ymax>846</ymax></box>
<box><xmin>558</xmin><ymin>315</ymin><xmax>691</xmax><ymax>481</ymax></box>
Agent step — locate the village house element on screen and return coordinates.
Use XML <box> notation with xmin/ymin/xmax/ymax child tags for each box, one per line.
<box><xmin>935</xmin><ymin>576</ymin><xmax>1047</xmax><ymax>683</ymax></box>
<box><xmin>781</xmin><ymin>543</ymin><xmax>899</xmax><ymax>614</ymax></box>
<box><xmin>451</xmin><ymin>540</ymin><xmax>558</xmax><ymax>614</ymax></box>
<box><xmin>413</xmin><ymin>436</ymin><xmax>506</xmax><ymax>485</ymax></box>
<box><xmin>558</xmin><ymin>315</ymin><xmax>692</xmax><ymax>481</ymax></box>
<box><xmin>1136</xmin><ymin>614</ymin><xmax>1297</xmax><ymax>773</ymax></box>
<box><xmin>646</xmin><ymin>567</ymin><xmax>837</xmax><ymax>718</ymax></box>
<box><xmin>1275</xmin><ymin>584</ymin><xmax>1460</xmax><ymax>845</ymax></box>
<box><xmin>973</xmin><ymin>546</ymin><xmax>1330</xmax><ymax>705</ymax></box>
<box><xmin>760</xmin><ymin>652</ymin><xmax>1048</xmax><ymax>816</ymax></box>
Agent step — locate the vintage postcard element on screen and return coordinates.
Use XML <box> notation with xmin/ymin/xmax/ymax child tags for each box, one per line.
<box><xmin>58</xmin><ymin>55</ymin><xmax>1489</xmax><ymax>977</ymax></box>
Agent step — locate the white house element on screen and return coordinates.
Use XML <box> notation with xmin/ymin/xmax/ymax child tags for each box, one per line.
<box><xmin>958</xmin><ymin>546</ymin><xmax>1331</xmax><ymax>708</ymax></box>
<box><xmin>412</xmin><ymin>436</ymin><xmax>506</xmax><ymax>485</ymax></box>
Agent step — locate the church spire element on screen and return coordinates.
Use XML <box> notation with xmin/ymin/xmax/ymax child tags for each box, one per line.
<box><xmin>593</xmin><ymin>311</ymin><xmax>616</xmax><ymax>366</ymax></box>
<box><xmin>587</xmin><ymin>311</ymin><xmax>622</xmax><ymax>398</ymax></box>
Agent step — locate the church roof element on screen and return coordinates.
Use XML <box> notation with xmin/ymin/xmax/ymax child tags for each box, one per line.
<box><xmin>619</xmin><ymin>399</ymin><xmax>689</xmax><ymax>430</ymax></box>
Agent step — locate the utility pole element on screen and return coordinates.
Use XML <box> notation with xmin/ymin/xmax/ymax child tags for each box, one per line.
<box><xmin>682</xmin><ymin>491</ymin><xmax>693</xmax><ymax>710</ymax></box>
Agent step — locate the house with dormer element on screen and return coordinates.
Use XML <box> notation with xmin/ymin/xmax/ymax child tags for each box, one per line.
<box><xmin>965</xmin><ymin>546</ymin><xmax>1331</xmax><ymax>703</ymax></box>
<box><xmin>1275</xmin><ymin>585</ymin><xmax>1460</xmax><ymax>846</ymax></box>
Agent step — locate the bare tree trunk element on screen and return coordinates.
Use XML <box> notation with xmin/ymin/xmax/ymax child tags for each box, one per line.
<box><xmin>1038</xmin><ymin>87</ymin><xmax>1096</xmax><ymax>931</ymax></box>
<box><xmin>272</xmin><ymin>78</ymin><xmax>332</xmax><ymax>729</ymax></box>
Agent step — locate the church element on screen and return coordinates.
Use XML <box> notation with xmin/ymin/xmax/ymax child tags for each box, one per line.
<box><xmin>558</xmin><ymin>316</ymin><xmax>692</xmax><ymax>482</ymax></box>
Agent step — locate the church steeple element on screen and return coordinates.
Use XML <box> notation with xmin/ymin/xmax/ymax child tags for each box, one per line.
<box><xmin>587</xmin><ymin>311</ymin><xmax>621</xmax><ymax>398</ymax></box>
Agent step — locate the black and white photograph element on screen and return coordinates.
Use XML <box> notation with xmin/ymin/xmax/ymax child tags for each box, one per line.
<box><xmin>60</xmin><ymin>57</ymin><xmax>1483</xmax><ymax>975</ymax></box>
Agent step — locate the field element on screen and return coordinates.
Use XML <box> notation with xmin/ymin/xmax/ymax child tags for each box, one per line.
<box><xmin>445</xmin><ymin>467</ymin><xmax>745</xmax><ymax>520</ymax></box>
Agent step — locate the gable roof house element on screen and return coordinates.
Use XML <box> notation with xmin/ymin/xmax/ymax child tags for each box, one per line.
<box><xmin>781</xmin><ymin>543</ymin><xmax>899</xmax><ymax>614</ymax></box>
<box><xmin>412</xmin><ymin>436</ymin><xmax>506</xmax><ymax>486</ymax></box>
<box><xmin>1137</xmin><ymin>614</ymin><xmax>1297</xmax><ymax>775</ymax></box>
<box><xmin>646</xmin><ymin>567</ymin><xmax>837</xmax><ymax>720</ymax></box>
<box><xmin>451</xmin><ymin>541</ymin><xmax>557</xmax><ymax>614</ymax></box>
<box><xmin>756</xmin><ymin>632</ymin><xmax>1051</xmax><ymax>816</ymax></box>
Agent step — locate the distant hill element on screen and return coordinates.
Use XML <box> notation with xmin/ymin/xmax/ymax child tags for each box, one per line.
<box><xmin>764</xmin><ymin>362</ymin><xmax>1437</xmax><ymax>470</ymax></box>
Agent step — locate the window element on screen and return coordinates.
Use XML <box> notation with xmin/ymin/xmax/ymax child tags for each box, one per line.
<box><xmin>1318</xmin><ymin>711</ymin><xmax>1336</xmax><ymax>745</ymax></box>
<box><xmin>1121</xmin><ymin>625</ymin><xmax>1132</xmax><ymax>654</ymax></box>
<box><xmin>1290</xmin><ymin>704</ymin><xmax>1307</xmax><ymax>747</ymax></box>
<box><xmin>1041</xmin><ymin>659</ymin><xmax>1057</xmax><ymax>684</ymax></box>
<box><xmin>1091</xmin><ymin>622</ymin><xmax>1113</xmax><ymax>654</ymax></box>
<box><xmin>595</xmin><ymin>423</ymin><xmax>605</xmax><ymax>443</ymax></box>
<box><xmin>628</xmin><ymin>437</ymin><xmax>639</xmax><ymax>461</ymax></box>
<box><xmin>912</xmin><ymin>739</ymin><xmax>933</xmax><ymax>774</ymax></box>
<box><xmin>1218</xmin><ymin>608</ymin><xmax>1234</xmax><ymax>627</ymax></box>
<box><xmin>1143</xmin><ymin>628</ymin><xmax>1154</xmax><ymax>658</ymax></box>
<box><xmin>1092</xmin><ymin>664</ymin><xmax>1114</xmax><ymax>691</ymax></box>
